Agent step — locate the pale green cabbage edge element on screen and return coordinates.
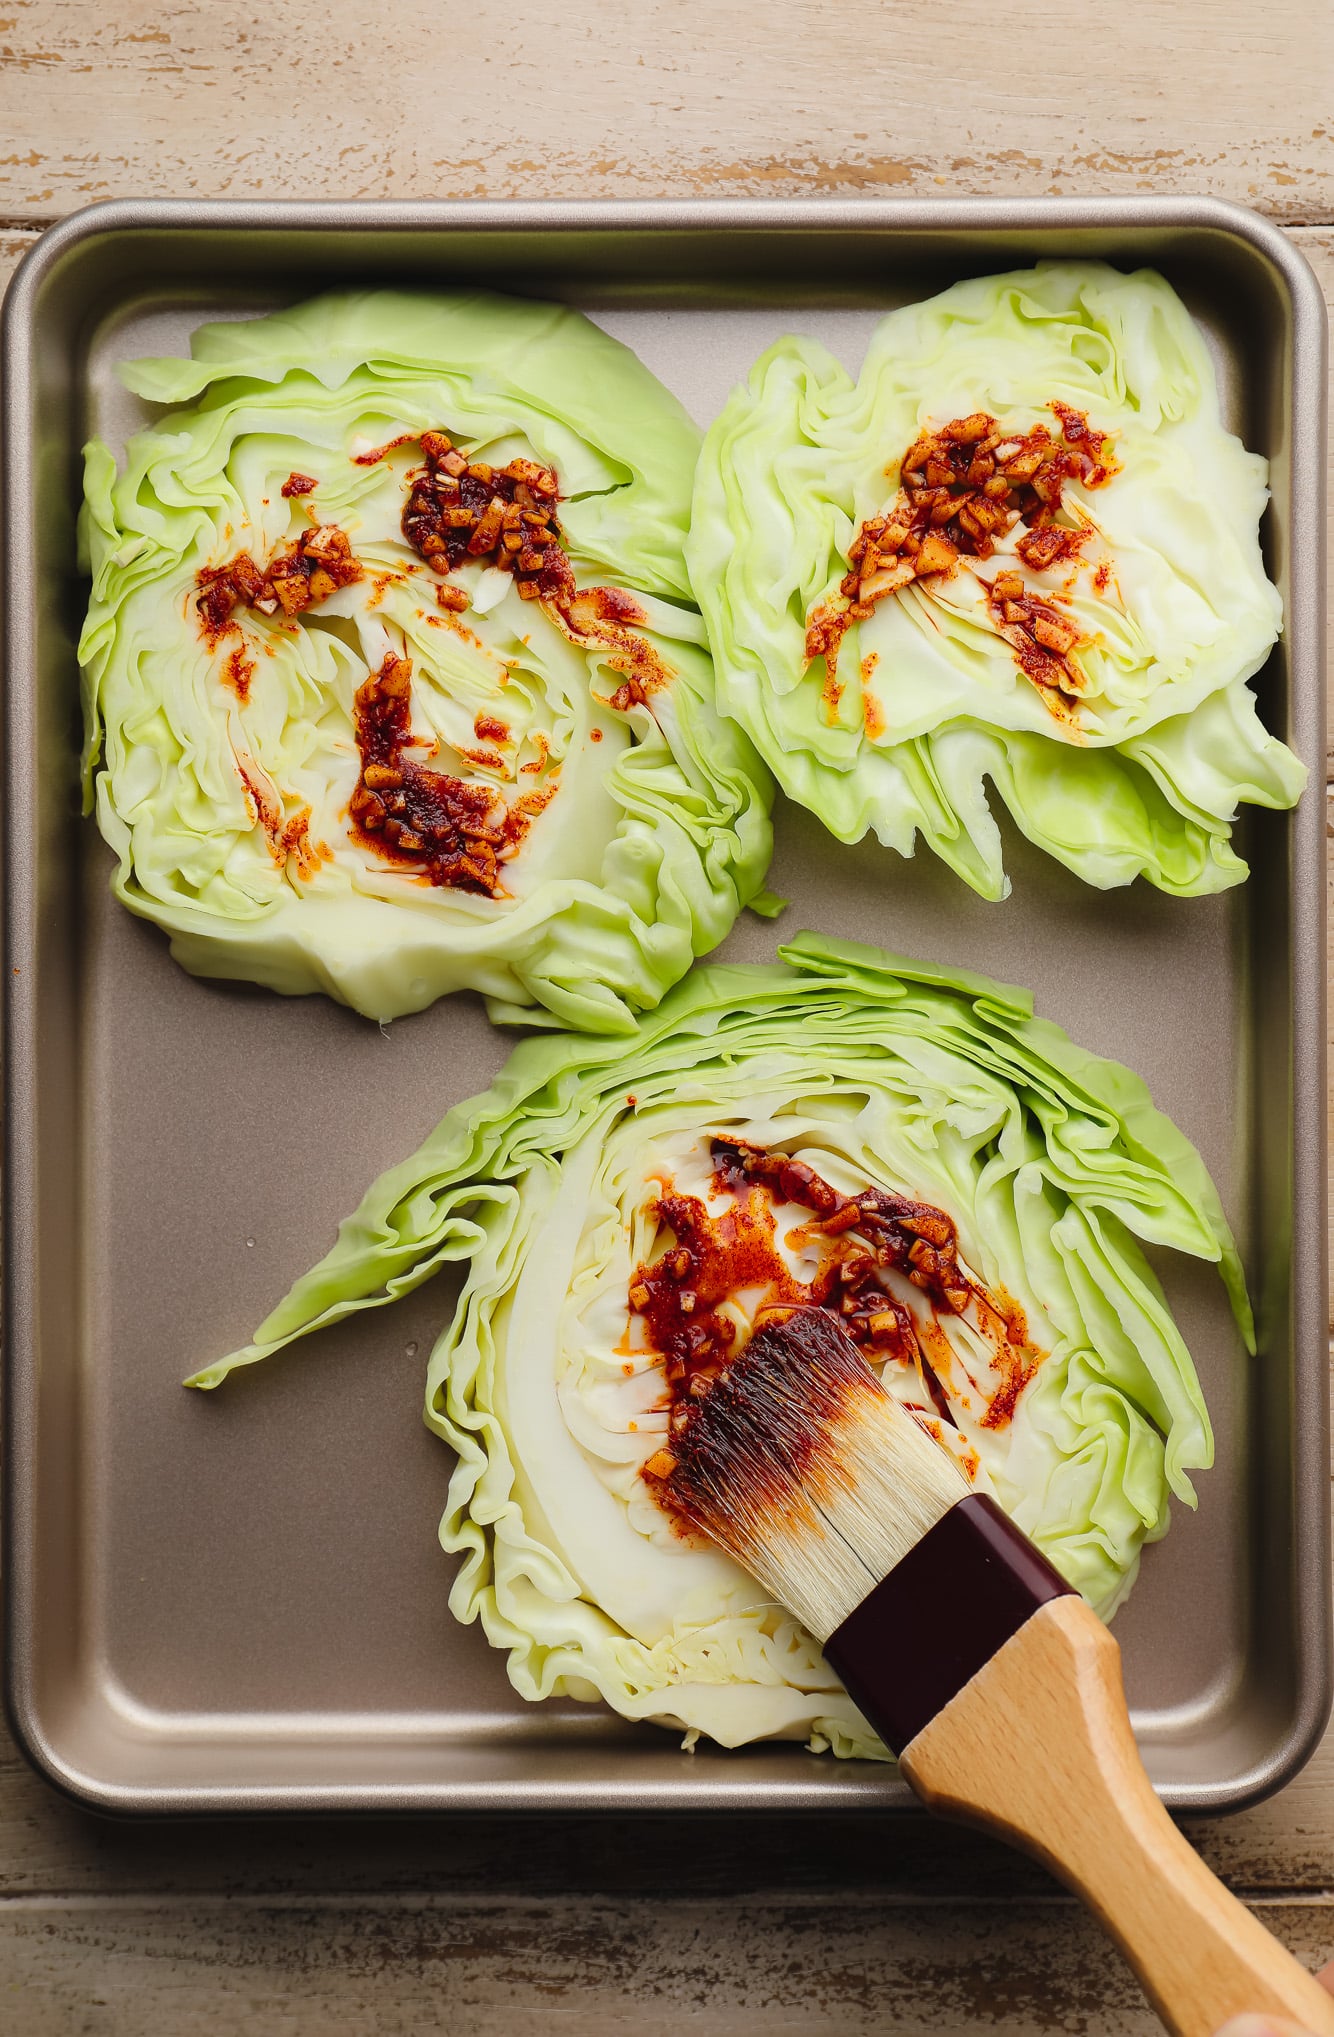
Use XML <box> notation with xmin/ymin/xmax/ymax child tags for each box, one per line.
<box><xmin>687</xmin><ymin>263</ymin><xmax>1304</xmax><ymax>901</ymax></box>
<box><xmin>78</xmin><ymin>290</ymin><xmax>774</xmax><ymax>1033</ymax></box>
<box><xmin>188</xmin><ymin>932</ymin><xmax>1248</xmax><ymax>1761</ymax></box>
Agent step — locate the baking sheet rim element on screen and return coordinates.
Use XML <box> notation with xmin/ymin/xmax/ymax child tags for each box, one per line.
<box><xmin>2</xmin><ymin>192</ymin><xmax>1327</xmax><ymax>1817</ymax></box>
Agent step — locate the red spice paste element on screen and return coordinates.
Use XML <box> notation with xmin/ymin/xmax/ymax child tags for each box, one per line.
<box><xmin>235</xmin><ymin>756</ymin><xmax>328</xmax><ymax>880</ymax></box>
<box><xmin>806</xmin><ymin>403</ymin><xmax>1119</xmax><ymax>711</ymax></box>
<box><xmin>347</xmin><ymin>653</ymin><xmax>553</xmax><ymax>897</ymax></box>
<box><xmin>399</xmin><ymin>430</ymin><xmax>672</xmax><ymax>706</ymax></box>
<box><xmin>196</xmin><ymin>522</ymin><xmax>363</xmax><ymax>646</ymax></box>
<box><xmin>630</xmin><ymin>1139</ymin><xmax>1038</xmax><ymax>1444</ymax></box>
<box><xmin>402</xmin><ymin>431</ymin><xmax>569</xmax><ymax>598</ymax></box>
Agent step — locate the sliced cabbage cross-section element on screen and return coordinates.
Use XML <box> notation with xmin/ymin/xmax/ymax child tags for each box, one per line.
<box><xmin>688</xmin><ymin>263</ymin><xmax>1303</xmax><ymax>900</ymax></box>
<box><xmin>190</xmin><ymin>934</ymin><xmax>1246</xmax><ymax>1760</ymax></box>
<box><xmin>79</xmin><ymin>290</ymin><xmax>773</xmax><ymax>1030</ymax></box>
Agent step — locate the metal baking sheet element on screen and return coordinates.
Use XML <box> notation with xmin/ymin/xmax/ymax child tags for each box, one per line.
<box><xmin>3</xmin><ymin>197</ymin><xmax>1327</xmax><ymax>1815</ymax></box>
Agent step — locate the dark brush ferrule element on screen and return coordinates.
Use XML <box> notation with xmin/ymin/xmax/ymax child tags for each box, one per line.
<box><xmin>822</xmin><ymin>1493</ymin><xmax>1074</xmax><ymax>1756</ymax></box>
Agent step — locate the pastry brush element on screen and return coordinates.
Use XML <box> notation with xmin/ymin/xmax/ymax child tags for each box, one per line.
<box><xmin>645</xmin><ymin>1306</ymin><xmax>1334</xmax><ymax>2037</ymax></box>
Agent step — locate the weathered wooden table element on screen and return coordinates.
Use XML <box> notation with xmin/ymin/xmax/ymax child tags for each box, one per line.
<box><xmin>3</xmin><ymin>4</ymin><xmax>1333</xmax><ymax>2029</ymax></box>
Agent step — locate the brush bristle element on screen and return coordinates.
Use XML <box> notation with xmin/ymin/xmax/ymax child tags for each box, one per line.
<box><xmin>645</xmin><ymin>1307</ymin><xmax>969</xmax><ymax>1641</ymax></box>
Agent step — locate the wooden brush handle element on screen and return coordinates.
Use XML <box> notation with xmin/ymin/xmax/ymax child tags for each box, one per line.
<box><xmin>899</xmin><ymin>1595</ymin><xmax>1334</xmax><ymax>2037</ymax></box>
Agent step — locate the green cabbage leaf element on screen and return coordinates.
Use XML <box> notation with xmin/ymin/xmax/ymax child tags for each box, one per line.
<box><xmin>79</xmin><ymin>290</ymin><xmax>773</xmax><ymax>1030</ymax></box>
<box><xmin>189</xmin><ymin>933</ymin><xmax>1245</xmax><ymax>1759</ymax></box>
<box><xmin>688</xmin><ymin>264</ymin><xmax>1303</xmax><ymax>901</ymax></box>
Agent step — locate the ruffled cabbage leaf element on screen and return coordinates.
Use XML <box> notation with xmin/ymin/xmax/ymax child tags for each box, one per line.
<box><xmin>189</xmin><ymin>933</ymin><xmax>1245</xmax><ymax>1760</ymax></box>
<box><xmin>688</xmin><ymin>263</ymin><xmax>1303</xmax><ymax>901</ymax></box>
<box><xmin>79</xmin><ymin>290</ymin><xmax>774</xmax><ymax>1031</ymax></box>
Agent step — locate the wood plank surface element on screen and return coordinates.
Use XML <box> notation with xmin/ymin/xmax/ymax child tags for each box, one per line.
<box><xmin>3</xmin><ymin>6</ymin><xmax>1334</xmax><ymax>2031</ymax></box>
<box><xmin>0</xmin><ymin>0</ymin><xmax>1331</xmax><ymax>222</ymax></box>
<box><xmin>1</xmin><ymin>1894</ymin><xmax>1321</xmax><ymax>2037</ymax></box>
<box><xmin>0</xmin><ymin>1894</ymin><xmax>1188</xmax><ymax>2035</ymax></box>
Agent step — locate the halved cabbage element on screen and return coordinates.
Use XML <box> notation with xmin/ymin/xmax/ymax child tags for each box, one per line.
<box><xmin>190</xmin><ymin>933</ymin><xmax>1245</xmax><ymax>1759</ymax></box>
<box><xmin>688</xmin><ymin>263</ymin><xmax>1303</xmax><ymax>901</ymax></box>
<box><xmin>79</xmin><ymin>290</ymin><xmax>774</xmax><ymax>1031</ymax></box>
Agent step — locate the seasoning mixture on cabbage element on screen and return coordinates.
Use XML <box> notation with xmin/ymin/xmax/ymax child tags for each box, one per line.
<box><xmin>191</xmin><ymin>934</ymin><xmax>1244</xmax><ymax>1759</ymax></box>
<box><xmin>688</xmin><ymin>263</ymin><xmax>1303</xmax><ymax>900</ymax></box>
<box><xmin>79</xmin><ymin>291</ymin><xmax>774</xmax><ymax>1030</ymax></box>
